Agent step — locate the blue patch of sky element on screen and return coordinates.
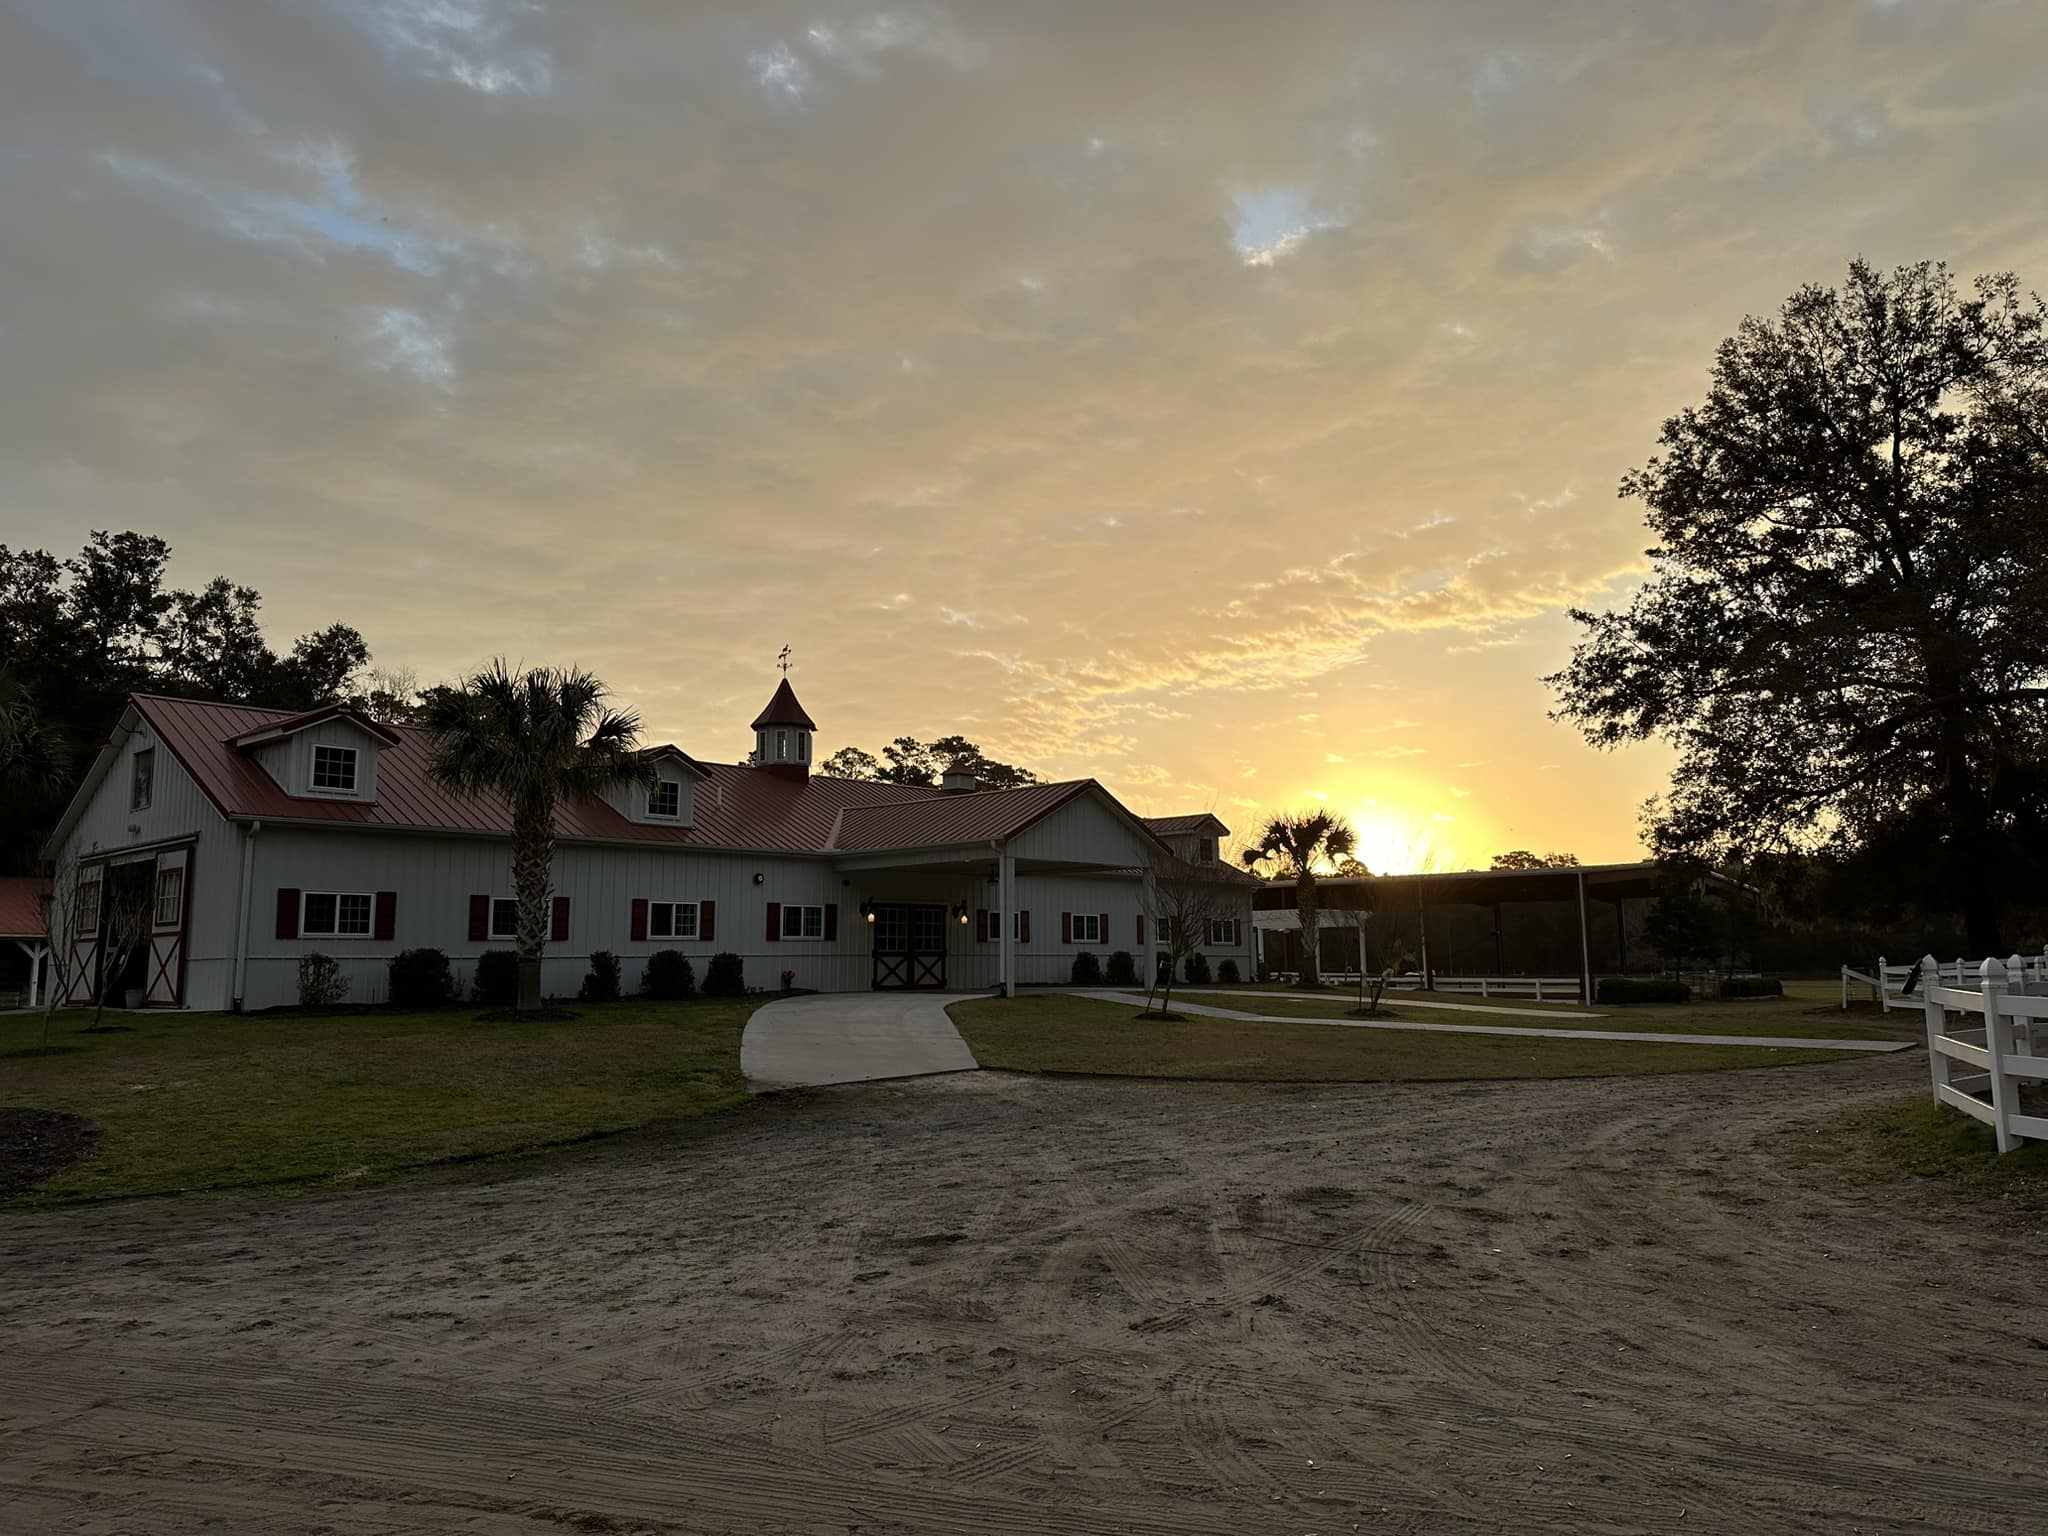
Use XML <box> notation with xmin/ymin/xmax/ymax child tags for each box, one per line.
<box><xmin>98</xmin><ymin>146</ymin><xmax>449</xmax><ymax>275</ymax></box>
<box><xmin>1229</xmin><ymin>186</ymin><xmax>1341</xmax><ymax>264</ymax></box>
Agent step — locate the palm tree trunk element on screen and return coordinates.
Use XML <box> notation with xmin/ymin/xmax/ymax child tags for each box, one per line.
<box><xmin>511</xmin><ymin>803</ymin><xmax>554</xmax><ymax>1012</ymax></box>
<box><xmin>1296</xmin><ymin>873</ymin><xmax>1319</xmax><ymax>988</ymax></box>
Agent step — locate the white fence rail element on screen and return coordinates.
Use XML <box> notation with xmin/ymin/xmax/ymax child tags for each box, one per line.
<box><xmin>1923</xmin><ymin>953</ymin><xmax>2048</xmax><ymax>1153</ymax></box>
<box><xmin>1271</xmin><ymin>970</ymin><xmax>1583</xmax><ymax>1001</ymax></box>
<box><xmin>1842</xmin><ymin>952</ymin><xmax>2048</xmax><ymax>1011</ymax></box>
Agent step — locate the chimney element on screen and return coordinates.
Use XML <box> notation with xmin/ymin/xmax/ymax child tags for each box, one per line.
<box><xmin>940</xmin><ymin>756</ymin><xmax>980</xmax><ymax>794</ymax></box>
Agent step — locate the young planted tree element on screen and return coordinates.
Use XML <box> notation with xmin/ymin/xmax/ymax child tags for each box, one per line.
<box><xmin>1143</xmin><ymin>849</ymin><xmax>1240</xmax><ymax>1019</ymax></box>
<box><xmin>421</xmin><ymin>664</ymin><xmax>648</xmax><ymax>1013</ymax></box>
<box><xmin>1239</xmin><ymin>810</ymin><xmax>1358</xmax><ymax>987</ymax></box>
<box><xmin>1550</xmin><ymin>259</ymin><xmax>2048</xmax><ymax>952</ymax></box>
<box><xmin>90</xmin><ymin>877</ymin><xmax>152</xmax><ymax>1028</ymax></box>
<box><xmin>31</xmin><ymin>851</ymin><xmax>81</xmax><ymax>1051</ymax></box>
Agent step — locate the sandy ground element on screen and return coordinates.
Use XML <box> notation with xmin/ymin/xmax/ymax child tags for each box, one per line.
<box><xmin>4</xmin><ymin>1053</ymin><xmax>2045</xmax><ymax>1534</ymax></box>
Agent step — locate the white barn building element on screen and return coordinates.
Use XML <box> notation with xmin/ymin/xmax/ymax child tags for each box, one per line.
<box><xmin>42</xmin><ymin>679</ymin><xmax>1256</xmax><ymax>1011</ymax></box>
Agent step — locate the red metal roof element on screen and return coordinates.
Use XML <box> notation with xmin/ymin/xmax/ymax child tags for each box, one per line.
<box><xmin>1143</xmin><ymin>813</ymin><xmax>1229</xmax><ymax>836</ymax></box>
<box><xmin>231</xmin><ymin>701</ymin><xmax>402</xmax><ymax>748</ymax></box>
<box><xmin>830</xmin><ymin>780</ymin><xmax>1100</xmax><ymax>852</ymax></box>
<box><xmin>127</xmin><ymin>694</ymin><xmax>1162</xmax><ymax>859</ymax></box>
<box><xmin>0</xmin><ymin>876</ymin><xmax>49</xmax><ymax>937</ymax></box>
<box><xmin>749</xmin><ymin>679</ymin><xmax>816</xmax><ymax>730</ymax></box>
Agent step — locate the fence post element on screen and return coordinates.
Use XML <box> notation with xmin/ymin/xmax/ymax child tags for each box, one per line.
<box><xmin>1877</xmin><ymin>955</ymin><xmax>1889</xmax><ymax>1011</ymax></box>
<box><xmin>1534</xmin><ymin>978</ymin><xmax>1544</xmax><ymax>1003</ymax></box>
<box><xmin>1921</xmin><ymin>954</ymin><xmax>1947</xmax><ymax>1104</ymax></box>
<box><xmin>1981</xmin><ymin>957</ymin><xmax>2015</xmax><ymax>1154</ymax></box>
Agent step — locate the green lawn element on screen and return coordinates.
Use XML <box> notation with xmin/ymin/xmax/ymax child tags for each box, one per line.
<box><xmin>1134</xmin><ymin>987</ymin><xmax>1912</xmax><ymax>1041</ymax></box>
<box><xmin>951</xmin><ymin>994</ymin><xmax>1873</xmax><ymax>1082</ymax></box>
<box><xmin>1798</xmin><ymin>1094</ymin><xmax>2048</xmax><ymax>1218</ymax></box>
<box><xmin>0</xmin><ymin>1000</ymin><xmax>762</xmax><ymax>1205</ymax></box>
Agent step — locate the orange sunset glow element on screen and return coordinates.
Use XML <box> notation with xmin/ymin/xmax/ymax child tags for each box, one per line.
<box><xmin>6</xmin><ymin>2</ymin><xmax>2038</xmax><ymax>868</ymax></box>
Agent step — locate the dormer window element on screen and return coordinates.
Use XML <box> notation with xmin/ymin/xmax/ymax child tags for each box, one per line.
<box><xmin>311</xmin><ymin>744</ymin><xmax>359</xmax><ymax>794</ymax></box>
<box><xmin>648</xmin><ymin>778</ymin><xmax>682</xmax><ymax>818</ymax></box>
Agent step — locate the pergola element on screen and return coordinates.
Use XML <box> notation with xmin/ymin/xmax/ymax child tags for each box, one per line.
<box><xmin>1252</xmin><ymin>861</ymin><xmax>1738</xmax><ymax>1003</ymax></box>
<box><xmin>0</xmin><ymin>877</ymin><xmax>51</xmax><ymax>1010</ymax></box>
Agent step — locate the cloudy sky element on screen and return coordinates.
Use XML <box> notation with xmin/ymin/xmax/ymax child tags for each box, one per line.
<box><xmin>5</xmin><ymin>1</ymin><xmax>2045</xmax><ymax>870</ymax></box>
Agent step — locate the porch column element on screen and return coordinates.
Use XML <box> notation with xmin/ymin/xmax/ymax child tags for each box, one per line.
<box><xmin>1576</xmin><ymin>868</ymin><xmax>1594</xmax><ymax>1005</ymax></box>
<box><xmin>19</xmin><ymin>940</ymin><xmax>45</xmax><ymax>1009</ymax></box>
<box><xmin>998</xmin><ymin>849</ymin><xmax>1016</xmax><ymax>999</ymax></box>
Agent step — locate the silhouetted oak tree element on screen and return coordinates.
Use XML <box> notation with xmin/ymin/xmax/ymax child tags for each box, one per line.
<box><xmin>1551</xmin><ymin>260</ymin><xmax>2048</xmax><ymax>951</ymax></box>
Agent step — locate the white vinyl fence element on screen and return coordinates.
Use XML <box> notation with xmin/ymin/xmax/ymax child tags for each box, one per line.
<box><xmin>1842</xmin><ymin>952</ymin><xmax>2048</xmax><ymax>1011</ymax></box>
<box><xmin>1270</xmin><ymin>970</ymin><xmax>1584</xmax><ymax>1001</ymax></box>
<box><xmin>1922</xmin><ymin>953</ymin><xmax>2048</xmax><ymax>1153</ymax></box>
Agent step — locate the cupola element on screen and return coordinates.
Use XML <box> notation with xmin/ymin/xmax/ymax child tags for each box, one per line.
<box><xmin>940</xmin><ymin>755</ymin><xmax>980</xmax><ymax>793</ymax></box>
<box><xmin>750</xmin><ymin>678</ymin><xmax>816</xmax><ymax>783</ymax></box>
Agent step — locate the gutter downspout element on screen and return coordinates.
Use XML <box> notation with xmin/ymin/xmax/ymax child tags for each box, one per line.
<box><xmin>230</xmin><ymin>819</ymin><xmax>261</xmax><ymax>1012</ymax></box>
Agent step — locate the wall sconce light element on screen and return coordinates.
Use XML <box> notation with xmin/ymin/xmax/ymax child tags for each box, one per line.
<box><xmin>954</xmin><ymin>902</ymin><xmax>969</xmax><ymax>925</ymax></box>
<box><xmin>752</xmin><ymin>872</ymin><xmax>765</xmax><ymax>886</ymax></box>
<box><xmin>859</xmin><ymin>899</ymin><xmax>875</xmax><ymax>923</ymax></box>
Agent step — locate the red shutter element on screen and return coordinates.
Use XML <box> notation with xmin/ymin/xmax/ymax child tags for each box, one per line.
<box><xmin>373</xmin><ymin>890</ymin><xmax>397</xmax><ymax>941</ymax></box>
<box><xmin>765</xmin><ymin>902</ymin><xmax>781</xmax><ymax>942</ymax></box>
<box><xmin>1019</xmin><ymin>910</ymin><xmax>1031</xmax><ymax>943</ymax></box>
<box><xmin>276</xmin><ymin>887</ymin><xmax>301</xmax><ymax>940</ymax></box>
<box><xmin>1061</xmin><ymin>912</ymin><xmax>1072</xmax><ymax>944</ymax></box>
<box><xmin>824</xmin><ymin>903</ymin><xmax>838</xmax><ymax>941</ymax></box>
<box><xmin>1137</xmin><ymin>913</ymin><xmax>1145</xmax><ymax>946</ymax></box>
<box><xmin>551</xmin><ymin>896</ymin><xmax>570</xmax><ymax>942</ymax></box>
<box><xmin>976</xmin><ymin>908</ymin><xmax>988</xmax><ymax>943</ymax></box>
<box><xmin>1099</xmin><ymin>913</ymin><xmax>1109</xmax><ymax>948</ymax></box>
<box><xmin>700</xmin><ymin>899</ymin><xmax>715</xmax><ymax>942</ymax></box>
<box><xmin>630</xmin><ymin>898</ymin><xmax>648</xmax><ymax>941</ymax></box>
<box><xmin>468</xmin><ymin>894</ymin><xmax>489</xmax><ymax>941</ymax></box>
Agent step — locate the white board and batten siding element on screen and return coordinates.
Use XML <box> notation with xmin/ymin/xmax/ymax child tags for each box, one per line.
<box><xmin>54</xmin><ymin>712</ymin><xmax>239</xmax><ymax>1008</ymax></box>
<box><xmin>233</xmin><ymin>831</ymin><xmax>1256</xmax><ymax>1008</ymax></box>
<box><xmin>49</xmin><ymin>721</ymin><xmax>1255</xmax><ymax>1009</ymax></box>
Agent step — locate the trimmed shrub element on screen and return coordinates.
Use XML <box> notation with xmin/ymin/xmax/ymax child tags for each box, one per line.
<box><xmin>1218</xmin><ymin>958</ymin><xmax>1241</xmax><ymax>985</ymax></box>
<box><xmin>702</xmin><ymin>951</ymin><xmax>746</xmax><ymax>998</ymax></box>
<box><xmin>388</xmin><ymin>948</ymin><xmax>455</xmax><ymax>1010</ymax></box>
<box><xmin>1596</xmin><ymin>976</ymin><xmax>1691</xmax><ymax>1005</ymax></box>
<box><xmin>1104</xmin><ymin>950</ymin><xmax>1138</xmax><ymax>986</ymax></box>
<box><xmin>296</xmin><ymin>952</ymin><xmax>349</xmax><ymax>1010</ymax></box>
<box><xmin>1184</xmin><ymin>951</ymin><xmax>1212</xmax><ymax>986</ymax></box>
<box><xmin>1071</xmin><ymin>950</ymin><xmax>1103</xmax><ymax>986</ymax></box>
<box><xmin>580</xmin><ymin>950</ymin><xmax>622</xmax><ymax>1002</ymax></box>
<box><xmin>642</xmin><ymin>949</ymin><xmax>696</xmax><ymax>1000</ymax></box>
<box><xmin>1719</xmin><ymin>976</ymin><xmax>1784</xmax><ymax>999</ymax></box>
<box><xmin>472</xmin><ymin>949</ymin><xmax>519</xmax><ymax>1007</ymax></box>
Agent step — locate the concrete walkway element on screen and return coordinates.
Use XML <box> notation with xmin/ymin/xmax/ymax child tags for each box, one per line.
<box><xmin>1166</xmin><ymin>985</ymin><xmax>1603</xmax><ymax>1020</ymax></box>
<box><xmin>1069</xmin><ymin>990</ymin><xmax>1911</xmax><ymax>1053</ymax></box>
<box><xmin>741</xmin><ymin>992</ymin><xmax>981</xmax><ymax>1090</ymax></box>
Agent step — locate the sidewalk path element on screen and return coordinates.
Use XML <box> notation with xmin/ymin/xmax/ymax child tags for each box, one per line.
<box><xmin>1068</xmin><ymin>990</ymin><xmax>1910</xmax><ymax>1054</ymax></box>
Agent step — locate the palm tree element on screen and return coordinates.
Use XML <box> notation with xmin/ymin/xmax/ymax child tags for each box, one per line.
<box><xmin>421</xmin><ymin>663</ymin><xmax>648</xmax><ymax>1012</ymax></box>
<box><xmin>1240</xmin><ymin>810</ymin><xmax>1359</xmax><ymax>987</ymax></box>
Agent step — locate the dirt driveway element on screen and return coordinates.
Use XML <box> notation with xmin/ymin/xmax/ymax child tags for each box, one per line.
<box><xmin>4</xmin><ymin>1053</ymin><xmax>2043</xmax><ymax>1534</ymax></box>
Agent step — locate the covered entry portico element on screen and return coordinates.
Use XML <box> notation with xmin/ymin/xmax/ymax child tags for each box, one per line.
<box><xmin>829</xmin><ymin>780</ymin><xmax>1180</xmax><ymax>995</ymax></box>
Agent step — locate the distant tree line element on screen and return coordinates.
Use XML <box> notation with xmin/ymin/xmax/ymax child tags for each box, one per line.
<box><xmin>0</xmin><ymin>530</ymin><xmax>386</xmax><ymax>874</ymax></box>
<box><xmin>821</xmin><ymin>735</ymin><xmax>1037</xmax><ymax>789</ymax></box>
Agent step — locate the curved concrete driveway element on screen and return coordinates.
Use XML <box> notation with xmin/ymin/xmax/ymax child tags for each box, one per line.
<box><xmin>741</xmin><ymin>992</ymin><xmax>981</xmax><ymax>1090</ymax></box>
